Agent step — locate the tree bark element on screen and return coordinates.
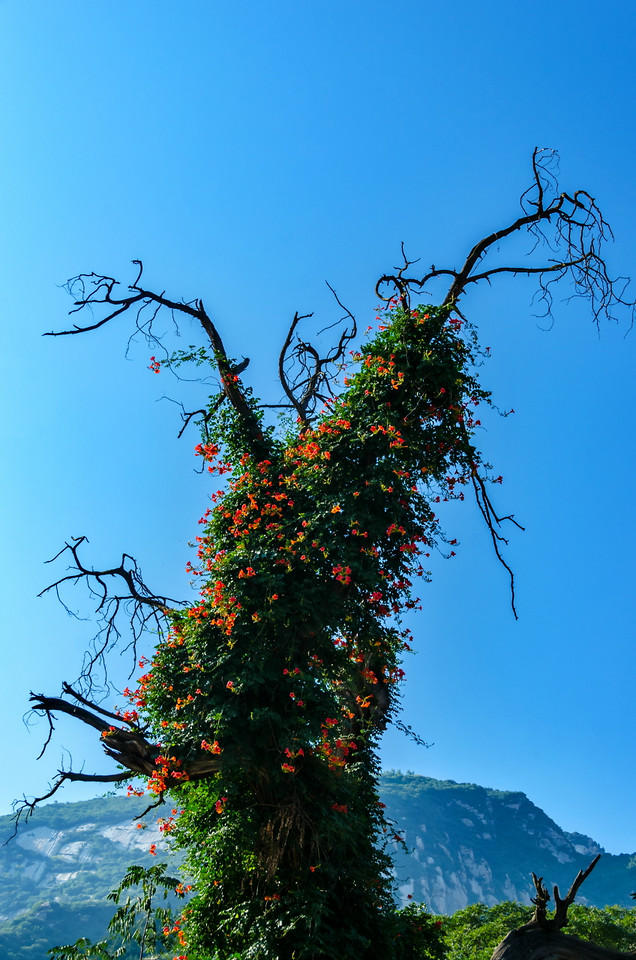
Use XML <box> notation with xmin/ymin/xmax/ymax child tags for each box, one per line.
<box><xmin>491</xmin><ymin>858</ymin><xmax>635</xmax><ymax>960</ymax></box>
<box><xmin>492</xmin><ymin>926</ymin><xmax>636</xmax><ymax>960</ymax></box>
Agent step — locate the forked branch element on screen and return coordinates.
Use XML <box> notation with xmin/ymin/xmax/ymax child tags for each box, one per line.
<box><xmin>553</xmin><ymin>855</ymin><xmax>602</xmax><ymax>929</ymax></box>
<box><xmin>41</xmin><ymin>537</ymin><xmax>178</xmax><ymax>611</ymax></box>
<box><xmin>12</xmin><ymin>684</ymin><xmax>224</xmax><ymax>834</ymax></box>
<box><xmin>530</xmin><ymin>855</ymin><xmax>601</xmax><ymax>931</ymax></box>
<box><xmin>376</xmin><ymin>149</ymin><xmax>634</xmax><ymax>327</ymax></box>
<box><xmin>277</xmin><ymin>284</ymin><xmax>358</xmax><ymax>423</ymax></box>
<box><xmin>46</xmin><ymin>260</ymin><xmax>271</xmax><ymax>457</ymax></box>
<box><xmin>491</xmin><ymin>856</ymin><xmax>634</xmax><ymax>960</ymax></box>
<box><xmin>39</xmin><ymin>536</ymin><xmax>181</xmax><ymax>691</ymax></box>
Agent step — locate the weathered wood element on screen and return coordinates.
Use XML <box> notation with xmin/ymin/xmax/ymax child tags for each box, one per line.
<box><xmin>492</xmin><ymin>926</ymin><xmax>636</xmax><ymax>960</ymax></box>
<box><xmin>491</xmin><ymin>857</ymin><xmax>636</xmax><ymax>960</ymax></box>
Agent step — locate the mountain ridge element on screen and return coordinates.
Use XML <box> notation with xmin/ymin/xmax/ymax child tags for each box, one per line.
<box><xmin>0</xmin><ymin>774</ymin><xmax>633</xmax><ymax>956</ymax></box>
<box><xmin>381</xmin><ymin>772</ymin><xmax>632</xmax><ymax>913</ymax></box>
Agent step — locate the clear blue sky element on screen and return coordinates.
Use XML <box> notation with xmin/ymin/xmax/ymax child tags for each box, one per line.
<box><xmin>1</xmin><ymin>0</ymin><xmax>635</xmax><ymax>861</ymax></box>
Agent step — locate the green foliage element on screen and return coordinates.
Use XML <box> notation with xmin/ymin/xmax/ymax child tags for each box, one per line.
<box><xmin>442</xmin><ymin>902</ymin><xmax>533</xmax><ymax>960</ymax></box>
<box><xmin>565</xmin><ymin>904</ymin><xmax>636</xmax><ymax>953</ymax></box>
<box><xmin>0</xmin><ymin>795</ymin><xmax>174</xmax><ymax>952</ymax></box>
<box><xmin>393</xmin><ymin>903</ymin><xmax>445</xmax><ymax>960</ymax></box>
<box><xmin>0</xmin><ymin>903</ymin><xmax>117</xmax><ymax>960</ymax></box>
<box><xmin>48</xmin><ymin>863</ymin><xmax>185</xmax><ymax>960</ymax></box>
<box><xmin>163</xmin><ymin>346</ymin><xmax>213</xmax><ymax>370</ymax></box>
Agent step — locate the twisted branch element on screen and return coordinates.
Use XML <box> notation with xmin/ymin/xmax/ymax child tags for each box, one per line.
<box><xmin>530</xmin><ymin>855</ymin><xmax>602</xmax><ymax>931</ymax></box>
<box><xmin>11</xmin><ymin>684</ymin><xmax>224</xmax><ymax>835</ymax></box>
<box><xmin>277</xmin><ymin>283</ymin><xmax>358</xmax><ymax>424</ymax></box>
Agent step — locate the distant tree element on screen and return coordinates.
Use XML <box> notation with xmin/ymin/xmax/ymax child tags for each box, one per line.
<box><xmin>23</xmin><ymin>151</ymin><xmax>634</xmax><ymax>960</ymax></box>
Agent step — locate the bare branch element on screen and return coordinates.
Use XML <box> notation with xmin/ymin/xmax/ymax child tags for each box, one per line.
<box><xmin>374</xmin><ymin>152</ymin><xmax>633</xmax><ymax>616</ymax></box>
<box><xmin>136</xmin><ymin>795</ymin><xmax>167</xmax><ymax>821</ymax></box>
<box><xmin>61</xmin><ymin>682</ymin><xmax>147</xmax><ymax>730</ymax></box>
<box><xmin>529</xmin><ymin>856</ymin><xmax>601</xmax><ymax>931</ymax></box>
<box><xmin>39</xmin><ymin>536</ymin><xmax>182</xmax><ymax>692</ymax></box>
<box><xmin>29</xmin><ymin>685</ymin><xmax>223</xmax><ymax>780</ymax></box>
<box><xmin>41</xmin><ymin>537</ymin><xmax>178</xmax><ymax>610</ymax></box>
<box><xmin>530</xmin><ymin>871</ymin><xmax>551</xmax><ymax>926</ymax></box>
<box><xmin>8</xmin><ymin>768</ymin><xmax>131</xmax><ymax>840</ymax></box>
<box><xmin>496</xmin><ymin>857</ymin><xmax>628</xmax><ymax>959</ymax></box>
<box><xmin>553</xmin><ymin>854</ymin><xmax>602</xmax><ymax>929</ymax></box>
<box><xmin>277</xmin><ymin>286</ymin><xmax>358</xmax><ymax>423</ymax></box>
<box><xmin>376</xmin><ymin>244</ymin><xmax>457</xmax><ymax>308</ymax></box>
<box><xmin>17</xmin><ymin>684</ymin><xmax>225</xmax><ymax>830</ymax></box>
<box><xmin>470</xmin><ymin>469</ymin><xmax>524</xmax><ymax>620</ymax></box>
<box><xmin>375</xmin><ymin>149</ymin><xmax>634</xmax><ymax>328</ymax></box>
<box><xmin>158</xmin><ymin>395</ymin><xmax>222</xmax><ymax>441</ymax></box>
<box><xmin>47</xmin><ymin>262</ymin><xmax>272</xmax><ymax>458</ymax></box>
<box><xmin>278</xmin><ymin>311</ymin><xmax>315</xmax><ymax>422</ymax></box>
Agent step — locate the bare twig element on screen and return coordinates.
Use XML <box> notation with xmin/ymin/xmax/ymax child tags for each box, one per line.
<box><xmin>39</xmin><ymin>536</ymin><xmax>182</xmax><ymax>692</ymax></box>
<box><xmin>47</xmin><ymin>261</ymin><xmax>271</xmax><ymax>458</ymax></box>
<box><xmin>277</xmin><ymin>285</ymin><xmax>357</xmax><ymax>423</ymax></box>
<box><xmin>375</xmin><ymin>149</ymin><xmax>634</xmax><ymax>328</ymax></box>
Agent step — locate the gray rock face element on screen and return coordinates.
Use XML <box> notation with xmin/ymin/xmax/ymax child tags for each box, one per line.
<box><xmin>0</xmin><ymin>774</ymin><xmax>633</xmax><ymax>933</ymax></box>
<box><xmin>381</xmin><ymin>773</ymin><xmax>634</xmax><ymax>912</ymax></box>
<box><xmin>0</xmin><ymin>796</ymin><xmax>167</xmax><ymax>924</ymax></box>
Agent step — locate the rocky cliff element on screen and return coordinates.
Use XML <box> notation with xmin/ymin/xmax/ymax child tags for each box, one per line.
<box><xmin>382</xmin><ymin>773</ymin><xmax>634</xmax><ymax>913</ymax></box>
<box><xmin>0</xmin><ymin>775</ymin><xmax>633</xmax><ymax>955</ymax></box>
<box><xmin>0</xmin><ymin>795</ymin><xmax>165</xmax><ymax>925</ymax></box>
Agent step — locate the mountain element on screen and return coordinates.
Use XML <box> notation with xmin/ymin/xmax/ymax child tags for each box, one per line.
<box><xmin>382</xmin><ymin>772</ymin><xmax>635</xmax><ymax>913</ymax></box>
<box><xmin>0</xmin><ymin>775</ymin><xmax>633</xmax><ymax>956</ymax></box>
<box><xmin>0</xmin><ymin>795</ymin><xmax>167</xmax><ymax>924</ymax></box>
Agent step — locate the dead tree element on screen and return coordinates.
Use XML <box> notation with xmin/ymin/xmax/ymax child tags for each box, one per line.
<box><xmin>491</xmin><ymin>857</ymin><xmax>636</xmax><ymax>960</ymax></box>
<box><xmin>19</xmin><ymin>149</ymin><xmax>634</xmax><ymax>825</ymax></box>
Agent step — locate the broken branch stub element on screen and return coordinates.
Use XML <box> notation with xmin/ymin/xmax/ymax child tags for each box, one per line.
<box><xmin>491</xmin><ymin>856</ymin><xmax>636</xmax><ymax>960</ymax></box>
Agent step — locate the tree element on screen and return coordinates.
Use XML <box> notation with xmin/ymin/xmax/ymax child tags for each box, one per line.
<box><xmin>22</xmin><ymin>150</ymin><xmax>633</xmax><ymax>960</ymax></box>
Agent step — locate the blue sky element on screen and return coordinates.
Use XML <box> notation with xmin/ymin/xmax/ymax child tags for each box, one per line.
<box><xmin>1</xmin><ymin>0</ymin><xmax>635</xmax><ymax>863</ymax></box>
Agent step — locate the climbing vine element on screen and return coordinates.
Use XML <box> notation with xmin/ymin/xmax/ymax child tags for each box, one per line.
<box><xmin>27</xmin><ymin>152</ymin><xmax>632</xmax><ymax>960</ymax></box>
<box><xmin>103</xmin><ymin>302</ymin><xmax>496</xmax><ymax>960</ymax></box>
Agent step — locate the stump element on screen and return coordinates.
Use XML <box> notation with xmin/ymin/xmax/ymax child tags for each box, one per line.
<box><xmin>491</xmin><ymin>856</ymin><xmax>636</xmax><ymax>960</ymax></box>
